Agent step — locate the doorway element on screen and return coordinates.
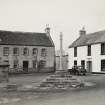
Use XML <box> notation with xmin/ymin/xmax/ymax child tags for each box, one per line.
<box><xmin>87</xmin><ymin>61</ymin><xmax>92</xmax><ymax>73</ymax></box>
<box><xmin>23</xmin><ymin>61</ymin><xmax>28</xmax><ymax>72</ymax></box>
<box><xmin>33</xmin><ymin>60</ymin><xmax>37</xmax><ymax>71</ymax></box>
<box><xmin>101</xmin><ymin>60</ymin><xmax>105</xmax><ymax>71</ymax></box>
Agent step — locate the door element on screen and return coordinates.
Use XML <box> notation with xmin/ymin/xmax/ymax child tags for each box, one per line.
<box><xmin>87</xmin><ymin>61</ymin><xmax>92</xmax><ymax>73</ymax></box>
<box><xmin>23</xmin><ymin>61</ymin><xmax>28</xmax><ymax>72</ymax></box>
<box><xmin>33</xmin><ymin>60</ymin><xmax>37</xmax><ymax>71</ymax></box>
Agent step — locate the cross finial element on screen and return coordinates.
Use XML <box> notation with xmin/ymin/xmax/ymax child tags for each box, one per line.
<box><xmin>60</xmin><ymin>32</ymin><xmax>63</xmax><ymax>35</ymax></box>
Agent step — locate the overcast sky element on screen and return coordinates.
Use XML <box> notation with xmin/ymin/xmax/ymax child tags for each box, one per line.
<box><xmin>0</xmin><ymin>0</ymin><xmax>105</xmax><ymax>51</ymax></box>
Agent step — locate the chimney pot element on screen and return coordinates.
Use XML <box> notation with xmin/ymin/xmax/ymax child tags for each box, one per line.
<box><xmin>45</xmin><ymin>24</ymin><xmax>50</xmax><ymax>35</ymax></box>
<box><xmin>79</xmin><ymin>27</ymin><xmax>86</xmax><ymax>36</ymax></box>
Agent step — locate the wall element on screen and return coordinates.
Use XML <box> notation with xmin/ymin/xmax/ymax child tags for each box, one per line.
<box><xmin>68</xmin><ymin>46</ymin><xmax>87</xmax><ymax>69</ymax></box>
<box><xmin>68</xmin><ymin>44</ymin><xmax>104</xmax><ymax>73</ymax></box>
<box><xmin>0</xmin><ymin>45</ymin><xmax>55</xmax><ymax>72</ymax></box>
<box><xmin>91</xmin><ymin>44</ymin><xmax>100</xmax><ymax>72</ymax></box>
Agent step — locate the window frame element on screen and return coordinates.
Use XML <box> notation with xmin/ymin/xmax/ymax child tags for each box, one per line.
<box><xmin>3</xmin><ymin>47</ymin><xmax>9</xmax><ymax>56</ymax></box>
<box><xmin>74</xmin><ymin>47</ymin><xmax>77</xmax><ymax>57</ymax></box>
<box><xmin>101</xmin><ymin>43</ymin><xmax>105</xmax><ymax>55</ymax></box>
<box><xmin>13</xmin><ymin>47</ymin><xmax>19</xmax><ymax>56</ymax></box>
<box><xmin>23</xmin><ymin>47</ymin><xmax>29</xmax><ymax>56</ymax></box>
<box><xmin>32</xmin><ymin>48</ymin><xmax>38</xmax><ymax>56</ymax></box>
<box><xmin>87</xmin><ymin>45</ymin><xmax>91</xmax><ymax>56</ymax></box>
<box><xmin>81</xmin><ymin>60</ymin><xmax>85</xmax><ymax>69</ymax></box>
<box><xmin>41</xmin><ymin>48</ymin><xmax>47</xmax><ymax>57</ymax></box>
<box><xmin>39</xmin><ymin>60</ymin><xmax>46</xmax><ymax>69</ymax></box>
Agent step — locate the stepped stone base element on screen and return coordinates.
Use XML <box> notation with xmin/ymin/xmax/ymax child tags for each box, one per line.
<box><xmin>37</xmin><ymin>70</ymin><xmax>84</xmax><ymax>90</ymax></box>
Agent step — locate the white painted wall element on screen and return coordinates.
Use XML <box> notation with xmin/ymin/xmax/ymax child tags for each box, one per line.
<box><xmin>68</xmin><ymin>48</ymin><xmax>74</xmax><ymax>69</ymax></box>
<box><xmin>68</xmin><ymin>46</ymin><xmax>87</xmax><ymax>69</ymax></box>
<box><xmin>91</xmin><ymin>44</ymin><xmax>100</xmax><ymax>72</ymax></box>
<box><xmin>68</xmin><ymin>43</ymin><xmax>105</xmax><ymax>73</ymax></box>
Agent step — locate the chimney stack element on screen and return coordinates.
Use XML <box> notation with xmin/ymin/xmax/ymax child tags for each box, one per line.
<box><xmin>79</xmin><ymin>27</ymin><xmax>86</xmax><ymax>36</ymax></box>
<box><xmin>45</xmin><ymin>24</ymin><xmax>50</xmax><ymax>36</ymax></box>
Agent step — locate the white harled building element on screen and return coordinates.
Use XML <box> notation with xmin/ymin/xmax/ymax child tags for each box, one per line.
<box><xmin>68</xmin><ymin>28</ymin><xmax>105</xmax><ymax>73</ymax></box>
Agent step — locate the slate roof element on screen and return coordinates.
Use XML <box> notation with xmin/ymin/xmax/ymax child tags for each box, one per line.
<box><xmin>69</xmin><ymin>30</ymin><xmax>105</xmax><ymax>48</ymax></box>
<box><xmin>0</xmin><ymin>30</ymin><xmax>54</xmax><ymax>47</ymax></box>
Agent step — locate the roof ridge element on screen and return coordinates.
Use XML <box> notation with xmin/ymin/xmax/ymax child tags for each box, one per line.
<box><xmin>0</xmin><ymin>30</ymin><xmax>45</xmax><ymax>35</ymax></box>
<box><xmin>0</xmin><ymin>30</ymin><xmax>54</xmax><ymax>47</ymax></box>
<box><xmin>69</xmin><ymin>29</ymin><xmax>105</xmax><ymax>48</ymax></box>
<box><xmin>86</xmin><ymin>30</ymin><xmax>105</xmax><ymax>36</ymax></box>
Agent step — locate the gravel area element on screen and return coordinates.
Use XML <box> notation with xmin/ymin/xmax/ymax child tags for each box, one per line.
<box><xmin>0</xmin><ymin>73</ymin><xmax>105</xmax><ymax>105</ymax></box>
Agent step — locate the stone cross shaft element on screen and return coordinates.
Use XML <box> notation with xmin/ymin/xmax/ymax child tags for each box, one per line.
<box><xmin>59</xmin><ymin>32</ymin><xmax>63</xmax><ymax>70</ymax></box>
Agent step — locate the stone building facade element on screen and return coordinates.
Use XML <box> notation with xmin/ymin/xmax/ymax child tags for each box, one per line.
<box><xmin>0</xmin><ymin>26</ymin><xmax>55</xmax><ymax>73</ymax></box>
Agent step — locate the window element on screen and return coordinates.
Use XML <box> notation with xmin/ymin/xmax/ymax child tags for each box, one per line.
<box><xmin>14</xmin><ymin>60</ymin><xmax>18</xmax><ymax>68</ymax></box>
<box><xmin>13</xmin><ymin>48</ymin><xmax>19</xmax><ymax>56</ymax></box>
<box><xmin>3</xmin><ymin>47</ymin><xmax>9</xmax><ymax>56</ymax></box>
<box><xmin>4</xmin><ymin>60</ymin><xmax>9</xmax><ymax>64</ymax></box>
<box><xmin>87</xmin><ymin>45</ymin><xmax>91</xmax><ymax>56</ymax></box>
<box><xmin>39</xmin><ymin>60</ymin><xmax>46</xmax><ymax>69</ymax></box>
<box><xmin>33</xmin><ymin>48</ymin><xmax>38</xmax><ymax>56</ymax></box>
<box><xmin>101</xmin><ymin>43</ymin><xmax>105</xmax><ymax>55</ymax></box>
<box><xmin>81</xmin><ymin>60</ymin><xmax>85</xmax><ymax>69</ymax></box>
<box><xmin>74</xmin><ymin>47</ymin><xmax>77</xmax><ymax>57</ymax></box>
<box><xmin>23</xmin><ymin>48</ymin><xmax>29</xmax><ymax>56</ymax></box>
<box><xmin>41</xmin><ymin>48</ymin><xmax>47</xmax><ymax>57</ymax></box>
<box><xmin>101</xmin><ymin>60</ymin><xmax>105</xmax><ymax>71</ymax></box>
<box><xmin>74</xmin><ymin>60</ymin><xmax>77</xmax><ymax>66</ymax></box>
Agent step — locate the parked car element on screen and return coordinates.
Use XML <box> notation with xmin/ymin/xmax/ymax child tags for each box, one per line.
<box><xmin>68</xmin><ymin>65</ymin><xmax>87</xmax><ymax>75</ymax></box>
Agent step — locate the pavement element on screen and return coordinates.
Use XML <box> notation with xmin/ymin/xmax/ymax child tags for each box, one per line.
<box><xmin>0</xmin><ymin>73</ymin><xmax>105</xmax><ymax>105</ymax></box>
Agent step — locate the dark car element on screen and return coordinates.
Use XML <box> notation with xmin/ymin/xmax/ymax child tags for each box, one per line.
<box><xmin>68</xmin><ymin>65</ymin><xmax>87</xmax><ymax>75</ymax></box>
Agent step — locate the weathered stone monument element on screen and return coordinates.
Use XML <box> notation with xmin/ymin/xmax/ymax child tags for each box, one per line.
<box><xmin>56</xmin><ymin>32</ymin><xmax>68</xmax><ymax>76</ymax></box>
<box><xmin>37</xmin><ymin>32</ymin><xmax>84</xmax><ymax>91</ymax></box>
